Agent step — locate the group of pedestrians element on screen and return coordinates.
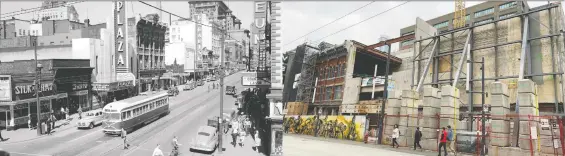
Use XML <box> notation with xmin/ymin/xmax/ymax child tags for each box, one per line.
<box><xmin>208</xmin><ymin>82</ymin><xmax>220</xmax><ymax>92</ymax></box>
<box><xmin>229</xmin><ymin>114</ymin><xmax>261</xmax><ymax>153</ymax></box>
<box><xmin>389</xmin><ymin>125</ymin><xmax>456</xmax><ymax>156</ymax></box>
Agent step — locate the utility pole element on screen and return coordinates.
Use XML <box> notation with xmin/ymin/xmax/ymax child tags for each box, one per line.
<box><xmin>377</xmin><ymin>44</ymin><xmax>391</xmax><ymax>144</ymax></box>
<box><xmin>218</xmin><ymin>28</ymin><xmax>226</xmax><ymax>155</ymax></box>
<box><xmin>480</xmin><ymin>57</ymin><xmax>486</xmax><ymax>156</ymax></box>
<box><xmin>33</xmin><ymin>35</ymin><xmax>42</xmax><ymax>136</ymax></box>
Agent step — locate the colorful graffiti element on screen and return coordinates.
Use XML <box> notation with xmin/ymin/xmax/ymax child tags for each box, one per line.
<box><xmin>283</xmin><ymin>115</ymin><xmax>367</xmax><ymax>142</ymax></box>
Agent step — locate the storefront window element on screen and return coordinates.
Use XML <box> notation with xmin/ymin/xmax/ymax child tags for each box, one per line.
<box><xmin>13</xmin><ymin>103</ymin><xmax>29</xmax><ymax>118</ymax></box>
<box><xmin>40</xmin><ymin>100</ymin><xmax>50</xmax><ymax>113</ymax></box>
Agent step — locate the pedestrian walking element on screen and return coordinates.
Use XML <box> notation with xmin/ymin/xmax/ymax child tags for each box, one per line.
<box><xmin>50</xmin><ymin>114</ymin><xmax>56</xmax><ymax>130</ymax></box>
<box><xmin>391</xmin><ymin>124</ymin><xmax>400</xmax><ymax>148</ymax></box>
<box><xmin>231</xmin><ymin>120</ymin><xmax>239</xmax><ymax>147</ymax></box>
<box><xmin>65</xmin><ymin>107</ymin><xmax>70</xmax><ymax>121</ymax></box>
<box><xmin>0</xmin><ymin>127</ymin><xmax>5</xmax><ymax>141</ymax></box>
<box><xmin>78</xmin><ymin>106</ymin><xmax>83</xmax><ymax>120</ymax></box>
<box><xmin>438</xmin><ymin>127</ymin><xmax>448</xmax><ymax>156</ymax></box>
<box><xmin>122</xmin><ymin>128</ymin><xmax>129</xmax><ymax>149</ymax></box>
<box><xmin>447</xmin><ymin>125</ymin><xmax>457</xmax><ymax>155</ymax></box>
<box><xmin>152</xmin><ymin>144</ymin><xmax>164</xmax><ymax>156</ymax></box>
<box><xmin>28</xmin><ymin>115</ymin><xmax>32</xmax><ymax>130</ymax></box>
<box><xmin>414</xmin><ymin>127</ymin><xmax>423</xmax><ymax>150</ymax></box>
<box><xmin>46</xmin><ymin>118</ymin><xmax>52</xmax><ymax>135</ymax></box>
<box><xmin>253</xmin><ymin>130</ymin><xmax>261</xmax><ymax>153</ymax></box>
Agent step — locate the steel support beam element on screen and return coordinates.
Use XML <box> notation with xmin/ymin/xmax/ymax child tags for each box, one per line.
<box><xmin>415</xmin><ymin>4</ymin><xmax>559</xmax><ymax>43</ymax></box>
<box><xmin>494</xmin><ymin>20</ymin><xmax>499</xmax><ymax>81</ymax></box>
<box><xmin>416</xmin><ymin>39</ymin><xmax>438</xmax><ymax>91</ymax></box>
<box><xmin>518</xmin><ymin>16</ymin><xmax>530</xmax><ymax>80</ymax></box>
<box><xmin>432</xmin><ymin>37</ymin><xmax>440</xmax><ymax>87</ymax></box>
<box><xmin>425</xmin><ymin>72</ymin><xmax>565</xmax><ymax>85</ymax></box>
<box><xmin>452</xmin><ymin>31</ymin><xmax>472</xmax><ymax>87</ymax></box>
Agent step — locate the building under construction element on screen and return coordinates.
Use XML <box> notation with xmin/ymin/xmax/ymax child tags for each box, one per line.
<box><xmin>393</xmin><ymin>1</ymin><xmax>565</xmax><ymax>113</ymax></box>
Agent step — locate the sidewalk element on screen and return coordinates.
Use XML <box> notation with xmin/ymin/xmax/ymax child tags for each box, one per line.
<box><xmin>218</xmin><ymin>134</ymin><xmax>264</xmax><ymax>156</ymax></box>
<box><xmin>0</xmin><ymin>113</ymin><xmax>81</xmax><ymax>144</ymax></box>
<box><xmin>284</xmin><ymin>134</ymin><xmax>468</xmax><ymax>156</ymax></box>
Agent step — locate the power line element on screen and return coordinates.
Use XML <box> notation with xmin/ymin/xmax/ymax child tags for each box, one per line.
<box><xmin>1</xmin><ymin>1</ymin><xmax>85</xmax><ymax>19</ymax></box>
<box><xmin>311</xmin><ymin>2</ymin><xmax>410</xmax><ymax>44</ymax></box>
<box><xmin>284</xmin><ymin>1</ymin><xmax>376</xmax><ymax>47</ymax></box>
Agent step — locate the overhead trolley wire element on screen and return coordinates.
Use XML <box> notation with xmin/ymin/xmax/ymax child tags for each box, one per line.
<box><xmin>284</xmin><ymin>1</ymin><xmax>376</xmax><ymax>47</ymax></box>
<box><xmin>311</xmin><ymin>1</ymin><xmax>410</xmax><ymax>44</ymax></box>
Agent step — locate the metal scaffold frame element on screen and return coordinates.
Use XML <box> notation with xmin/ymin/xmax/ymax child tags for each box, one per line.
<box><xmin>296</xmin><ymin>43</ymin><xmax>320</xmax><ymax>105</ymax></box>
<box><xmin>409</xmin><ymin>3</ymin><xmax>565</xmax><ymax>148</ymax></box>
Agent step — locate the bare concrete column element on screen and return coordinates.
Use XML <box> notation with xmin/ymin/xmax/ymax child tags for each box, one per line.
<box><xmin>490</xmin><ymin>82</ymin><xmax>511</xmax><ymax>148</ymax></box>
<box><xmin>440</xmin><ymin>85</ymin><xmax>461</xmax><ymax>135</ymax></box>
<box><xmin>421</xmin><ymin>87</ymin><xmax>440</xmax><ymax>150</ymax></box>
<box><xmin>399</xmin><ymin>90</ymin><xmax>419</xmax><ymax>147</ymax></box>
<box><xmin>517</xmin><ymin>79</ymin><xmax>540</xmax><ymax>152</ymax></box>
<box><xmin>384</xmin><ymin>90</ymin><xmax>401</xmax><ymax>145</ymax></box>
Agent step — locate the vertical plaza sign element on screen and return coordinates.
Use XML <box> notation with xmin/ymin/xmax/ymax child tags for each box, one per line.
<box><xmin>114</xmin><ymin>1</ymin><xmax>127</xmax><ymax>73</ymax></box>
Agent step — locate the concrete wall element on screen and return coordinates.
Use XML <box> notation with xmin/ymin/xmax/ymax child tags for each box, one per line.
<box><xmin>410</xmin><ymin>5</ymin><xmax>565</xmax><ymax>106</ymax></box>
<box><xmin>343</xmin><ymin>77</ymin><xmax>361</xmax><ymax>105</ymax></box>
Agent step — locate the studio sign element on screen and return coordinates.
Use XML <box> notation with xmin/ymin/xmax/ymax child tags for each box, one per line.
<box><xmin>14</xmin><ymin>83</ymin><xmax>54</xmax><ymax>95</ymax></box>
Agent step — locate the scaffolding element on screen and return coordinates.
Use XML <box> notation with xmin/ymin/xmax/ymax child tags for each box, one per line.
<box><xmin>296</xmin><ymin>43</ymin><xmax>321</xmax><ymax>106</ymax></box>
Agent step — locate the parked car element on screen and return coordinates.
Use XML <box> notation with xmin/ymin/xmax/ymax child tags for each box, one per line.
<box><xmin>197</xmin><ymin>80</ymin><xmax>204</xmax><ymax>86</ymax></box>
<box><xmin>77</xmin><ymin>109</ymin><xmax>104</xmax><ymax>129</ymax></box>
<box><xmin>225</xmin><ymin>86</ymin><xmax>236</xmax><ymax>95</ymax></box>
<box><xmin>190</xmin><ymin>126</ymin><xmax>218</xmax><ymax>152</ymax></box>
<box><xmin>168</xmin><ymin>87</ymin><xmax>179</xmax><ymax>96</ymax></box>
<box><xmin>184</xmin><ymin>83</ymin><xmax>196</xmax><ymax>91</ymax></box>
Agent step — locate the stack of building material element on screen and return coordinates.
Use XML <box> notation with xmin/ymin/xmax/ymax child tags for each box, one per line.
<box><xmin>399</xmin><ymin>89</ymin><xmax>419</xmax><ymax>146</ymax></box>
<box><xmin>384</xmin><ymin>90</ymin><xmax>401</xmax><ymax>145</ymax></box>
<box><xmin>440</xmin><ymin>85</ymin><xmax>460</xmax><ymax>134</ymax></box>
<box><xmin>517</xmin><ymin>80</ymin><xmax>539</xmax><ymax>152</ymax></box>
<box><xmin>421</xmin><ymin>87</ymin><xmax>441</xmax><ymax>150</ymax></box>
<box><xmin>538</xmin><ymin>118</ymin><xmax>563</xmax><ymax>155</ymax></box>
<box><xmin>489</xmin><ymin>82</ymin><xmax>511</xmax><ymax>148</ymax></box>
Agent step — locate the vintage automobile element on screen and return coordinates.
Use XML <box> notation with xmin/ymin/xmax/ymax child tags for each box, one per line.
<box><xmin>225</xmin><ymin>86</ymin><xmax>236</xmax><ymax>95</ymax></box>
<box><xmin>197</xmin><ymin>80</ymin><xmax>204</xmax><ymax>86</ymax></box>
<box><xmin>168</xmin><ymin>87</ymin><xmax>179</xmax><ymax>96</ymax></box>
<box><xmin>190</xmin><ymin>126</ymin><xmax>218</xmax><ymax>152</ymax></box>
<box><xmin>183</xmin><ymin>83</ymin><xmax>196</xmax><ymax>91</ymax></box>
<box><xmin>77</xmin><ymin>109</ymin><xmax>104</xmax><ymax>129</ymax></box>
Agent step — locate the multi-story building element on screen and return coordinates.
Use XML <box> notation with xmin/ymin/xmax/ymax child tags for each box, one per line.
<box><xmin>188</xmin><ymin>1</ymin><xmax>241</xmax><ymax>31</ymax></box>
<box><xmin>394</xmin><ymin>1</ymin><xmax>565</xmax><ymax>113</ymax></box>
<box><xmin>128</xmin><ymin>13</ymin><xmax>167</xmax><ymax>92</ymax></box>
<box><xmin>34</xmin><ymin>0</ymin><xmax>79</xmax><ymax>22</ymax></box>
<box><xmin>167</xmin><ymin>14</ymin><xmax>213</xmax><ymax>77</ymax></box>
<box><xmin>0</xmin><ymin>59</ymin><xmax>93</xmax><ymax>130</ymax></box>
<box><xmin>0</xmin><ymin>21</ymin><xmax>105</xmax><ymax>61</ymax></box>
<box><xmin>294</xmin><ymin>40</ymin><xmax>402</xmax><ymax>115</ymax></box>
<box><xmin>228</xmin><ymin>29</ymin><xmax>250</xmax><ymax>65</ymax></box>
<box><xmin>398</xmin><ymin>1</ymin><xmax>523</xmax><ymax>50</ymax></box>
<box><xmin>0</xmin><ymin>18</ymin><xmax>31</xmax><ymax>39</ymax></box>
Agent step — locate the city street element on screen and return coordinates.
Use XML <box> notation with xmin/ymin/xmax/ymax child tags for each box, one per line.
<box><xmin>0</xmin><ymin>72</ymin><xmax>254</xmax><ymax>156</ymax></box>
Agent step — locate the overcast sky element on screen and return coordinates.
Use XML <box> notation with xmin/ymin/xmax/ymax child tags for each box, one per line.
<box><xmin>1</xmin><ymin>1</ymin><xmax>558</xmax><ymax>52</ymax></box>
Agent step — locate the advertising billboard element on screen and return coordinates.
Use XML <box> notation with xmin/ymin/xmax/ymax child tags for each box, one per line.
<box><xmin>0</xmin><ymin>75</ymin><xmax>11</xmax><ymax>101</ymax></box>
<box><xmin>241</xmin><ymin>72</ymin><xmax>270</xmax><ymax>86</ymax></box>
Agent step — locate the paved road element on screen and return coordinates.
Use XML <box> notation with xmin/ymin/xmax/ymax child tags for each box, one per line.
<box><xmin>2</xmin><ymin>72</ymin><xmax>247</xmax><ymax>156</ymax></box>
<box><xmin>284</xmin><ymin>134</ymin><xmax>431</xmax><ymax>156</ymax></box>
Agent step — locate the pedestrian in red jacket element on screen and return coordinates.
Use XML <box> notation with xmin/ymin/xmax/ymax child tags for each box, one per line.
<box><xmin>438</xmin><ymin>127</ymin><xmax>448</xmax><ymax>156</ymax></box>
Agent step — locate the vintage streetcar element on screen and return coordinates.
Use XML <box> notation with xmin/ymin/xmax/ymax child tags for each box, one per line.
<box><xmin>101</xmin><ymin>91</ymin><xmax>170</xmax><ymax>136</ymax></box>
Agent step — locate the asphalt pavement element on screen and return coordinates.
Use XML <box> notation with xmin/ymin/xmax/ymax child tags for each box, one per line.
<box><xmin>0</xmin><ymin>72</ymin><xmax>248</xmax><ymax>156</ymax></box>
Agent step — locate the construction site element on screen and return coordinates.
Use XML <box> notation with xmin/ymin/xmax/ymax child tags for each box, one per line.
<box><xmin>283</xmin><ymin>1</ymin><xmax>565</xmax><ymax>156</ymax></box>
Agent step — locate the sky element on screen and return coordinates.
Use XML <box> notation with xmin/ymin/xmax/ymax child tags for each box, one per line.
<box><xmin>1</xmin><ymin>1</ymin><xmax>559</xmax><ymax>52</ymax></box>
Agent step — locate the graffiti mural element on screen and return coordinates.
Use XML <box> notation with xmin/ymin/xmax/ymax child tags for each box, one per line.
<box><xmin>284</xmin><ymin>115</ymin><xmax>367</xmax><ymax>142</ymax></box>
